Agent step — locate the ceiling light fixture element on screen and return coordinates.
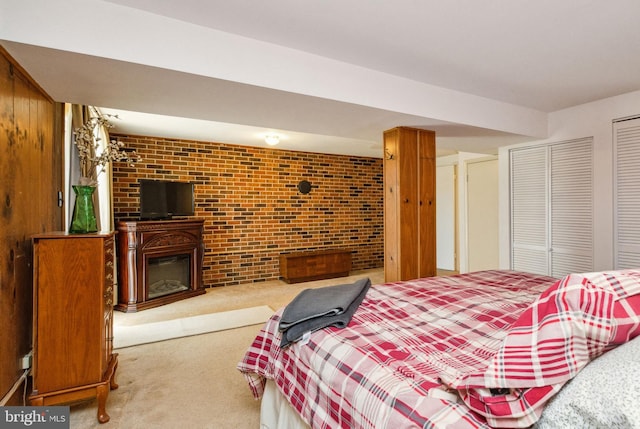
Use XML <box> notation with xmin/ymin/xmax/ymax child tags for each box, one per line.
<box><xmin>264</xmin><ymin>134</ymin><xmax>280</xmax><ymax>146</ymax></box>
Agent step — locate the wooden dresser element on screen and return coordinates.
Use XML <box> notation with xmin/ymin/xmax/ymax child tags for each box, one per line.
<box><xmin>30</xmin><ymin>232</ymin><xmax>118</xmax><ymax>424</ymax></box>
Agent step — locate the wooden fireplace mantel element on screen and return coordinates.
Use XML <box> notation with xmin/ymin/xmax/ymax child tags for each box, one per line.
<box><xmin>115</xmin><ymin>218</ymin><xmax>205</xmax><ymax>312</ymax></box>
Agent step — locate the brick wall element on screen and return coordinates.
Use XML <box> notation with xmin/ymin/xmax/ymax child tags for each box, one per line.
<box><xmin>111</xmin><ymin>134</ymin><xmax>384</xmax><ymax>287</ymax></box>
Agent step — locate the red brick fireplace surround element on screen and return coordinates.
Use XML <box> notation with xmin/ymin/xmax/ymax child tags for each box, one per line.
<box><xmin>111</xmin><ymin>134</ymin><xmax>384</xmax><ymax>288</ymax></box>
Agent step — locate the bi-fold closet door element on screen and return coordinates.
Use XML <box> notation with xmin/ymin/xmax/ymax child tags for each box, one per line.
<box><xmin>510</xmin><ymin>138</ymin><xmax>593</xmax><ymax>277</ymax></box>
<box><xmin>614</xmin><ymin>117</ymin><xmax>640</xmax><ymax>269</ymax></box>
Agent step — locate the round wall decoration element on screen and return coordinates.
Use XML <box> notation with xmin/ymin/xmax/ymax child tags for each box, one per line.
<box><xmin>297</xmin><ymin>180</ymin><xmax>312</xmax><ymax>194</ymax></box>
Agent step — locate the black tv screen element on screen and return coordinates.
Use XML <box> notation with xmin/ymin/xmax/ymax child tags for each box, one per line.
<box><xmin>139</xmin><ymin>179</ymin><xmax>194</xmax><ymax>219</ymax></box>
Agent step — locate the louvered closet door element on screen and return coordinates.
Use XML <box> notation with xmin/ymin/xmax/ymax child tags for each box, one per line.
<box><xmin>615</xmin><ymin>117</ymin><xmax>640</xmax><ymax>269</ymax></box>
<box><xmin>511</xmin><ymin>147</ymin><xmax>549</xmax><ymax>275</ymax></box>
<box><xmin>549</xmin><ymin>138</ymin><xmax>593</xmax><ymax>277</ymax></box>
<box><xmin>510</xmin><ymin>139</ymin><xmax>593</xmax><ymax>277</ymax></box>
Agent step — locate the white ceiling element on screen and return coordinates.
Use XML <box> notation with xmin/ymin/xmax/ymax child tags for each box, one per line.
<box><xmin>2</xmin><ymin>0</ymin><xmax>640</xmax><ymax>158</ymax></box>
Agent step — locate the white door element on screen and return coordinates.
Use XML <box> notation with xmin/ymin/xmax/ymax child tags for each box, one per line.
<box><xmin>614</xmin><ymin>117</ymin><xmax>640</xmax><ymax>268</ymax></box>
<box><xmin>467</xmin><ymin>159</ymin><xmax>499</xmax><ymax>271</ymax></box>
<box><xmin>510</xmin><ymin>147</ymin><xmax>549</xmax><ymax>275</ymax></box>
<box><xmin>510</xmin><ymin>138</ymin><xmax>593</xmax><ymax>277</ymax></box>
<box><xmin>436</xmin><ymin>165</ymin><xmax>456</xmax><ymax>270</ymax></box>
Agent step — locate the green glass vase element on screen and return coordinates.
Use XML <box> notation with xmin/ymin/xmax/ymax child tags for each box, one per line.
<box><xmin>69</xmin><ymin>185</ymin><xmax>98</xmax><ymax>233</ymax></box>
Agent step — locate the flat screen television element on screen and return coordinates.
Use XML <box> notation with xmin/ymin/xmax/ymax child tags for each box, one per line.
<box><xmin>139</xmin><ymin>179</ymin><xmax>194</xmax><ymax>220</ymax></box>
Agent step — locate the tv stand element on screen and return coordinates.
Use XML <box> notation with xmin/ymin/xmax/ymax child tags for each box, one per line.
<box><xmin>115</xmin><ymin>219</ymin><xmax>205</xmax><ymax>312</ymax></box>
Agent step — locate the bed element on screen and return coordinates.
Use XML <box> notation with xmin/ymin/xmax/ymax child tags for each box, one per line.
<box><xmin>237</xmin><ymin>270</ymin><xmax>640</xmax><ymax>428</ymax></box>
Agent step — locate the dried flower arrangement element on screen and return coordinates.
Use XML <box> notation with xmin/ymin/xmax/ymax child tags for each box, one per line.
<box><xmin>74</xmin><ymin>112</ymin><xmax>142</xmax><ymax>186</ymax></box>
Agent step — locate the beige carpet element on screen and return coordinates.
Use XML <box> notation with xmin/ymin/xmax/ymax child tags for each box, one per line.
<box><xmin>70</xmin><ymin>324</ymin><xmax>264</xmax><ymax>429</ymax></box>
<box><xmin>113</xmin><ymin>305</ymin><xmax>275</xmax><ymax>348</ymax></box>
<box><xmin>70</xmin><ymin>268</ymin><xmax>385</xmax><ymax>428</ymax></box>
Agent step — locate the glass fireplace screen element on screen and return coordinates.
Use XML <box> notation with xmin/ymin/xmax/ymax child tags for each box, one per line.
<box><xmin>147</xmin><ymin>254</ymin><xmax>191</xmax><ymax>299</ymax></box>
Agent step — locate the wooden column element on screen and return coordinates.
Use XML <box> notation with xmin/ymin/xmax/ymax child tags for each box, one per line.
<box><xmin>383</xmin><ymin>127</ymin><xmax>436</xmax><ymax>282</ymax></box>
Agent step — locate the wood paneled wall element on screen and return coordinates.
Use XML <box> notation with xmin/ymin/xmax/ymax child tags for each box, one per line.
<box><xmin>0</xmin><ymin>46</ymin><xmax>61</xmax><ymax>405</ymax></box>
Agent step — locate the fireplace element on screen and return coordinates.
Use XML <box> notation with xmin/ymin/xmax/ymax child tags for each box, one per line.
<box><xmin>147</xmin><ymin>254</ymin><xmax>191</xmax><ymax>299</ymax></box>
<box><xmin>115</xmin><ymin>219</ymin><xmax>205</xmax><ymax>312</ymax></box>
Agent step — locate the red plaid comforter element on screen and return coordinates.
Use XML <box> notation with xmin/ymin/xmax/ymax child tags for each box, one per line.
<box><xmin>237</xmin><ymin>270</ymin><xmax>640</xmax><ymax>428</ymax></box>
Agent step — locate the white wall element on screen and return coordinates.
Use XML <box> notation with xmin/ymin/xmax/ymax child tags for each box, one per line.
<box><xmin>436</xmin><ymin>164</ymin><xmax>456</xmax><ymax>270</ymax></box>
<box><xmin>499</xmin><ymin>89</ymin><xmax>640</xmax><ymax>271</ymax></box>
